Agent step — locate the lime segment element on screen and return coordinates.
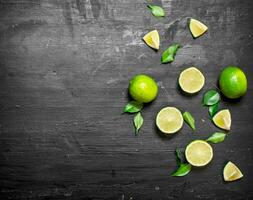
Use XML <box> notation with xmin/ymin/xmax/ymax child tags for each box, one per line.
<box><xmin>189</xmin><ymin>18</ymin><xmax>208</xmax><ymax>38</ymax></box>
<box><xmin>143</xmin><ymin>30</ymin><xmax>160</xmax><ymax>50</ymax></box>
<box><xmin>212</xmin><ymin>109</ymin><xmax>231</xmax><ymax>131</ymax></box>
<box><xmin>223</xmin><ymin>161</ymin><xmax>243</xmax><ymax>182</ymax></box>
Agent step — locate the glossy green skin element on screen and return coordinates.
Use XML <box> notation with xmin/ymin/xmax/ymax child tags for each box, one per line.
<box><xmin>129</xmin><ymin>74</ymin><xmax>158</xmax><ymax>103</ymax></box>
<box><xmin>219</xmin><ymin>66</ymin><xmax>247</xmax><ymax>99</ymax></box>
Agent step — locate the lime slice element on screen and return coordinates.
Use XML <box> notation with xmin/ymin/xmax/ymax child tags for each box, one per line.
<box><xmin>156</xmin><ymin>107</ymin><xmax>183</xmax><ymax>134</ymax></box>
<box><xmin>212</xmin><ymin>109</ymin><xmax>231</xmax><ymax>130</ymax></box>
<box><xmin>223</xmin><ymin>161</ymin><xmax>243</xmax><ymax>182</ymax></box>
<box><xmin>185</xmin><ymin>140</ymin><xmax>213</xmax><ymax>167</ymax></box>
<box><xmin>189</xmin><ymin>18</ymin><xmax>208</xmax><ymax>38</ymax></box>
<box><xmin>179</xmin><ymin>67</ymin><xmax>205</xmax><ymax>94</ymax></box>
<box><xmin>143</xmin><ymin>30</ymin><xmax>160</xmax><ymax>50</ymax></box>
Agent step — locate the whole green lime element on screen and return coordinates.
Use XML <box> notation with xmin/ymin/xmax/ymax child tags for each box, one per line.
<box><xmin>129</xmin><ymin>74</ymin><xmax>158</xmax><ymax>103</ymax></box>
<box><xmin>219</xmin><ymin>66</ymin><xmax>247</xmax><ymax>99</ymax></box>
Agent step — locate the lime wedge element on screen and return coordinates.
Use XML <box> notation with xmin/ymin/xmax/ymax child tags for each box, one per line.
<box><xmin>189</xmin><ymin>18</ymin><xmax>208</xmax><ymax>38</ymax></box>
<box><xmin>213</xmin><ymin>109</ymin><xmax>231</xmax><ymax>130</ymax></box>
<box><xmin>143</xmin><ymin>30</ymin><xmax>160</xmax><ymax>50</ymax></box>
<box><xmin>223</xmin><ymin>161</ymin><xmax>243</xmax><ymax>182</ymax></box>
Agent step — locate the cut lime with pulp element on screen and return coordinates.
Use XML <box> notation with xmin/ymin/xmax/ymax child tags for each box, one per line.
<box><xmin>223</xmin><ymin>161</ymin><xmax>243</xmax><ymax>182</ymax></box>
<box><xmin>143</xmin><ymin>30</ymin><xmax>160</xmax><ymax>50</ymax></box>
<box><xmin>179</xmin><ymin>67</ymin><xmax>205</xmax><ymax>94</ymax></box>
<box><xmin>156</xmin><ymin>107</ymin><xmax>183</xmax><ymax>134</ymax></box>
<box><xmin>185</xmin><ymin>140</ymin><xmax>213</xmax><ymax>167</ymax></box>
<box><xmin>212</xmin><ymin>109</ymin><xmax>231</xmax><ymax>131</ymax></box>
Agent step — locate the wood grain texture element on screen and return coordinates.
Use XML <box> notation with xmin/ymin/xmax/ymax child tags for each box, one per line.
<box><xmin>0</xmin><ymin>0</ymin><xmax>253</xmax><ymax>199</ymax></box>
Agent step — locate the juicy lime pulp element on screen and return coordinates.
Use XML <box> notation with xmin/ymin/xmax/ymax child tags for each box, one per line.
<box><xmin>156</xmin><ymin>107</ymin><xmax>183</xmax><ymax>134</ymax></box>
<box><xmin>179</xmin><ymin>67</ymin><xmax>205</xmax><ymax>93</ymax></box>
<box><xmin>129</xmin><ymin>74</ymin><xmax>158</xmax><ymax>103</ymax></box>
<box><xmin>189</xmin><ymin>18</ymin><xmax>208</xmax><ymax>38</ymax></box>
<box><xmin>185</xmin><ymin>140</ymin><xmax>213</xmax><ymax>167</ymax></box>
<box><xmin>212</xmin><ymin>109</ymin><xmax>231</xmax><ymax>131</ymax></box>
<box><xmin>219</xmin><ymin>66</ymin><xmax>247</xmax><ymax>99</ymax></box>
<box><xmin>223</xmin><ymin>161</ymin><xmax>243</xmax><ymax>182</ymax></box>
<box><xmin>143</xmin><ymin>30</ymin><xmax>160</xmax><ymax>50</ymax></box>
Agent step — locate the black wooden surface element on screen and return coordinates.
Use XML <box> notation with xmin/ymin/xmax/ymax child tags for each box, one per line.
<box><xmin>0</xmin><ymin>0</ymin><xmax>253</xmax><ymax>199</ymax></box>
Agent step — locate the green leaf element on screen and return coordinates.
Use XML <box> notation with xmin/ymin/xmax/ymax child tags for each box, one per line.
<box><xmin>161</xmin><ymin>44</ymin><xmax>181</xmax><ymax>63</ymax></box>
<box><xmin>171</xmin><ymin>163</ymin><xmax>191</xmax><ymax>177</ymax></box>
<box><xmin>183</xmin><ymin>111</ymin><xmax>195</xmax><ymax>130</ymax></box>
<box><xmin>206</xmin><ymin>132</ymin><xmax>226</xmax><ymax>143</ymax></box>
<box><xmin>175</xmin><ymin>148</ymin><xmax>183</xmax><ymax>166</ymax></box>
<box><xmin>203</xmin><ymin>90</ymin><xmax>220</xmax><ymax>106</ymax></box>
<box><xmin>209</xmin><ymin>103</ymin><xmax>218</xmax><ymax>117</ymax></box>
<box><xmin>123</xmin><ymin>101</ymin><xmax>143</xmax><ymax>113</ymax></box>
<box><xmin>134</xmin><ymin>112</ymin><xmax>143</xmax><ymax>134</ymax></box>
<box><xmin>147</xmin><ymin>5</ymin><xmax>165</xmax><ymax>17</ymax></box>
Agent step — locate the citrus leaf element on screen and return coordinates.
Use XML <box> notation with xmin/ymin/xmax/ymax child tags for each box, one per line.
<box><xmin>161</xmin><ymin>44</ymin><xmax>180</xmax><ymax>63</ymax></box>
<box><xmin>123</xmin><ymin>101</ymin><xmax>143</xmax><ymax>113</ymax></box>
<box><xmin>206</xmin><ymin>132</ymin><xmax>226</xmax><ymax>143</ymax></box>
<box><xmin>175</xmin><ymin>148</ymin><xmax>183</xmax><ymax>166</ymax></box>
<box><xmin>134</xmin><ymin>112</ymin><xmax>143</xmax><ymax>134</ymax></box>
<box><xmin>183</xmin><ymin>111</ymin><xmax>195</xmax><ymax>130</ymax></box>
<box><xmin>147</xmin><ymin>5</ymin><xmax>165</xmax><ymax>17</ymax></box>
<box><xmin>203</xmin><ymin>90</ymin><xmax>220</xmax><ymax>106</ymax></box>
<box><xmin>209</xmin><ymin>103</ymin><xmax>218</xmax><ymax>117</ymax></box>
<box><xmin>171</xmin><ymin>163</ymin><xmax>191</xmax><ymax>177</ymax></box>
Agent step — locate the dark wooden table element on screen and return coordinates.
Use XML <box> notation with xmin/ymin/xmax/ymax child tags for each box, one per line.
<box><xmin>0</xmin><ymin>0</ymin><xmax>253</xmax><ymax>199</ymax></box>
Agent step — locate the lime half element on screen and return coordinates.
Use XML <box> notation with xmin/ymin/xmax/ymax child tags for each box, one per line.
<box><xmin>179</xmin><ymin>67</ymin><xmax>205</xmax><ymax>94</ymax></box>
<box><xmin>213</xmin><ymin>109</ymin><xmax>231</xmax><ymax>131</ymax></box>
<box><xmin>156</xmin><ymin>107</ymin><xmax>183</xmax><ymax>134</ymax></box>
<box><xmin>185</xmin><ymin>140</ymin><xmax>213</xmax><ymax>167</ymax></box>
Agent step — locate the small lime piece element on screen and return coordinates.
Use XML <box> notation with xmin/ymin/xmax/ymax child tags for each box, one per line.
<box><xmin>223</xmin><ymin>161</ymin><xmax>243</xmax><ymax>182</ymax></box>
<box><xmin>143</xmin><ymin>30</ymin><xmax>160</xmax><ymax>50</ymax></box>
<box><xmin>189</xmin><ymin>18</ymin><xmax>208</xmax><ymax>38</ymax></box>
